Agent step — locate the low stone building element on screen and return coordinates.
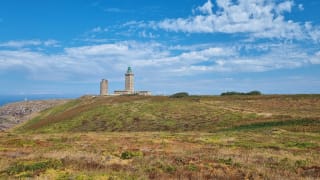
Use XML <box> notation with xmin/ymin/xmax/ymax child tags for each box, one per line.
<box><xmin>136</xmin><ymin>91</ymin><xmax>152</xmax><ymax>96</ymax></box>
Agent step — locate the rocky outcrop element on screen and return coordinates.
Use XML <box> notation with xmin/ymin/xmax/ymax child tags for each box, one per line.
<box><xmin>0</xmin><ymin>100</ymin><xmax>68</xmax><ymax>131</ymax></box>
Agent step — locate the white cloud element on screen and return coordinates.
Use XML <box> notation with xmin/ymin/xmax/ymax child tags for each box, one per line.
<box><xmin>92</xmin><ymin>27</ymin><xmax>102</xmax><ymax>32</ymax></box>
<box><xmin>195</xmin><ymin>0</ymin><xmax>213</xmax><ymax>15</ymax></box>
<box><xmin>0</xmin><ymin>39</ymin><xmax>59</xmax><ymax>48</ymax></box>
<box><xmin>104</xmin><ymin>8</ymin><xmax>132</xmax><ymax>13</ymax></box>
<box><xmin>276</xmin><ymin>1</ymin><xmax>294</xmax><ymax>13</ymax></box>
<box><xmin>176</xmin><ymin>47</ymin><xmax>235</xmax><ymax>62</ymax></box>
<box><xmin>122</xmin><ymin>20</ymin><xmax>148</xmax><ymax>29</ymax></box>
<box><xmin>153</xmin><ymin>42</ymin><xmax>314</xmax><ymax>75</ymax></box>
<box><xmin>65</xmin><ymin>41</ymin><xmax>168</xmax><ymax>60</ymax></box>
<box><xmin>43</xmin><ymin>39</ymin><xmax>59</xmax><ymax>47</ymax></box>
<box><xmin>0</xmin><ymin>40</ymin><xmax>42</xmax><ymax>48</ymax></box>
<box><xmin>91</xmin><ymin>26</ymin><xmax>108</xmax><ymax>33</ymax></box>
<box><xmin>298</xmin><ymin>4</ymin><xmax>304</xmax><ymax>11</ymax></box>
<box><xmin>305</xmin><ymin>22</ymin><xmax>320</xmax><ymax>42</ymax></box>
<box><xmin>310</xmin><ymin>51</ymin><xmax>320</xmax><ymax>64</ymax></box>
<box><xmin>139</xmin><ymin>30</ymin><xmax>158</xmax><ymax>38</ymax></box>
<box><xmin>65</xmin><ymin>43</ymin><xmax>129</xmax><ymax>57</ymax></box>
<box><xmin>0</xmin><ymin>50</ymin><xmax>106</xmax><ymax>81</ymax></box>
<box><xmin>154</xmin><ymin>0</ymin><xmax>320</xmax><ymax>41</ymax></box>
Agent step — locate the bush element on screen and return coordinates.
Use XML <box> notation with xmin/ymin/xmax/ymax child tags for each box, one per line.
<box><xmin>120</xmin><ymin>151</ymin><xmax>143</xmax><ymax>159</ymax></box>
<box><xmin>169</xmin><ymin>92</ymin><xmax>189</xmax><ymax>98</ymax></box>
<box><xmin>218</xmin><ymin>158</ymin><xmax>233</xmax><ymax>165</ymax></box>
<box><xmin>246</xmin><ymin>91</ymin><xmax>262</xmax><ymax>95</ymax></box>
<box><xmin>221</xmin><ymin>91</ymin><xmax>244</xmax><ymax>96</ymax></box>
<box><xmin>221</xmin><ymin>91</ymin><xmax>262</xmax><ymax>96</ymax></box>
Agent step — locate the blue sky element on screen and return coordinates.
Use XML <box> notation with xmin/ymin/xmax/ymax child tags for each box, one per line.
<box><xmin>0</xmin><ymin>0</ymin><xmax>320</xmax><ymax>95</ymax></box>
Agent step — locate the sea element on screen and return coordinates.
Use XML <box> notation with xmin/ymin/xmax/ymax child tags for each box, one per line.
<box><xmin>0</xmin><ymin>94</ymin><xmax>80</xmax><ymax>107</ymax></box>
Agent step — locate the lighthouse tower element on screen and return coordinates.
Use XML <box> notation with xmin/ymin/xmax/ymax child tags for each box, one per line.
<box><xmin>125</xmin><ymin>66</ymin><xmax>134</xmax><ymax>93</ymax></box>
<box><xmin>100</xmin><ymin>79</ymin><xmax>108</xmax><ymax>95</ymax></box>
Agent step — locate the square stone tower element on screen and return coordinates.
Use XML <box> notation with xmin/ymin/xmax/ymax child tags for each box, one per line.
<box><xmin>125</xmin><ymin>66</ymin><xmax>134</xmax><ymax>93</ymax></box>
<box><xmin>100</xmin><ymin>79</ymin><xmax>108</xmax><ymax>95</ymax></box>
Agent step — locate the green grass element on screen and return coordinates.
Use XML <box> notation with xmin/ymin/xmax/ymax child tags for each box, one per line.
<box><xmin>222</xmin><ymin>119</ymin><xmax>320</xmax><ymax>132</ymax></box>
<box><xmin>14</xmin><ymin>95</ymin><xmax>320</xmax><ymax>134</ymax></box>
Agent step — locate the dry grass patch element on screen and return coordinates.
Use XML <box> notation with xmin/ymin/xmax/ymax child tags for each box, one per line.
<box><xmin>1</xmin><ymin>131</ymin><xmax>319</xmax><ymax>179</ymax></box>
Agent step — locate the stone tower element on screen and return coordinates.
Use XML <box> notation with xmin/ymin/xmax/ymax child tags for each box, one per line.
<box><xmin>100</xmin><ymin>79</ymin><xmax>108</xmax><ymax>95</ymax></box>
<box><xmin>125</xmin><ymin>66</ymin><xmax>134</xmax><ymax>93</ymax></box>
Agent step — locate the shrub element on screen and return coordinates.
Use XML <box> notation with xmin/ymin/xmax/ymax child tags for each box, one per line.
<box><xmin>218</xmin><ymin>158</ymin><xmax>233</xmax><ymax>165</ymax></box>
<box><xmin>169</xmin><ymin>92</ymin><xmax>189</xmax><ymax>98</ymax></box>
<box><xmin>246</xmin><ymin>91</ymin><xmax>262</xmax><ymax>95</ymax></box>
<box><xmin>221</xmin><ymin>91</ymin><xmax>244</xmax><ymax>96</ymax></box>
<box><xmin>186</xmin><ymin>164</ymin><xmax>198</xmax><ymax>171</ymax></box>
<box><xmin>120</xmin><ymin>151</ymin><xmax>143</xmax><ymax>159</ymax></box>
<box><xmin>295</xmin><ymin>160</ymin><xmax>309</xmax><ymax>168</ymax></box>
<box><xmin>163</xmin><ymin>165</ymin><xmax>176</xmax><ymax>173</ymax></box>
<box><xmin>221</xmin><ymin>91</ymin><xmax>262</xmax><ymax>96</ymax></box>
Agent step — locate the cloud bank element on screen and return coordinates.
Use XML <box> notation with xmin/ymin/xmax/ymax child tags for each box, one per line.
<box><xmin>0</xmin><ymin>41</ymin><xmax>317</xmax><ymax>82</ymax></box>
<box><xmin>155</xmin><ymin>0</ymin><xmax>320</xmax><ymax>41</ymax></box>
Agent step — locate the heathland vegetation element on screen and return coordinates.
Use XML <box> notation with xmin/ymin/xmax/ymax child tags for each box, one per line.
<box><xmin>0</xmin><ymin>94</ymin><xmax>319</xmax><ymax>179</ymax></box>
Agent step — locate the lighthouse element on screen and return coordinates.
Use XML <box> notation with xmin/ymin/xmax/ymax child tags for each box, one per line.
<box><xmin>113</xmin><ymin>66</ymin><xmax>151</xmax><ymax>96</ymax></box>
<box><xmin>125</xmin><ymin>66</ymin><xmax>134</xmax><ymax>93</ymax></box>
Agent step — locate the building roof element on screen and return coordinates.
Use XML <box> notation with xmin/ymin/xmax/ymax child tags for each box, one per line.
<box><xmin>126</xmin><ymin>66</ymin><xmax>133</xmax><ymax>74</ymax></box>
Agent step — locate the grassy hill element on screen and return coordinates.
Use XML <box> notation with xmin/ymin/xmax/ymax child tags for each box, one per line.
<box><xmin>1</xmin><ymin>95</ymin><xmax>319</xmax><ymax>179</ymax></box>
<box><xmin>15</xmin><ymin>95</ymin><xmax>320</xmax><ymax>133</ymax></box>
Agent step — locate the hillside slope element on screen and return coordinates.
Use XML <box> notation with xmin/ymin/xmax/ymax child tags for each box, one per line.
<box><xmin>0</xmin><ymin>100</ymin><xmax>68</xmax><ymax>131</ymax></box>
<box><xmin>15</xmin><ymin>95</ymin><xmax>320</xmax><ymax>133</ymax></box>
<box><xmin>2</xmin><ymin>95</ymin><xmax>320</xmax><ymax>179</ymax></box>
